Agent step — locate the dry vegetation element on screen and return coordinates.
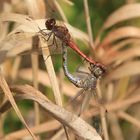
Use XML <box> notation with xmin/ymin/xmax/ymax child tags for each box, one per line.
<box><xmin>0</xmin><ymin>0</ymin><xmax>140</xmax><ymax>140</ymax></box>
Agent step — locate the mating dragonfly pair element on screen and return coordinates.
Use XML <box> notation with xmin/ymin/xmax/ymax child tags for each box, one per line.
<box><xmin>37</xmin><ymin>18</ymin><xmax>106</xmax><ymax>117</ymax></box>
<box><xmin>35</xmin><ymin>18</ymin><xmax>106</xmax><ymax>115</ymax></box>
<box><xmin>40</xmin><ymin>18</ymin><xmax>106</xmax><ymax>82</ymax></box>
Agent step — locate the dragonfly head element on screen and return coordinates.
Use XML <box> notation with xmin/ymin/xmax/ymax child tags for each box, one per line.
<box><xmin>45</xmin><ymin>18</ymin><xmax>56</xmax><ymax>30</ymax></box>
<box><xmin>89</xmin><ymin>63</ymin><xmax>106</xmax><ymax>78</ymax></box>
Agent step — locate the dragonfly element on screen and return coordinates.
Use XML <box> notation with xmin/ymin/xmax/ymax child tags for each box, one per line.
<box><xmin>62</xmin><ymin>44</ymin><xmax>105</xmax><ymax>115</ymax></box>
<box><xmin>38</xmin><ymin>18</ymin><xmax>106</xmax><ymax>71</ymax></box>
<box><xmin>62</xmin><ymin>44</ymin><xmax>105</xmax><ymax>90</ymax></box>
<box><xmin>62</xmin><ymin>44</ymin><xmax>105</xmax><ymax>137</ymax></box>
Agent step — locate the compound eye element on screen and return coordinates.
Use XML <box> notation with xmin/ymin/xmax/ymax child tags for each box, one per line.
<box><xmin>94</xmin><ymin>67</ymin><xmax>103</xmax><ymax>78</ymax></box>
<box><xmin>45</xmin><ymin>18</ymin><xmax>56</xmax><ymax>30</ymax></box>
<box><xmin>50</xmin><ymin>18</ymin><xmax>56</xmax><ymax>26</ymax></box>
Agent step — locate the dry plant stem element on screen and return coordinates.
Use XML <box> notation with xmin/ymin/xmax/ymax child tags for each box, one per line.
<box><xmin>116</xmin><ymin>77</ymin><xmax>130</xmax><ymax>100</ymax></box>
<box><xmin>31</xmin><ymin>36</ymin><xmax>40</xmax><ymax>127</ymax></box>
<box><xmin>39</xmin><ymin>37</ymin><xmax>63</xmax><ymax>106</ymax></box>
<box><xmin>83</xmin><ymin>0</ymin><xmax>95</xmax><ymax>49</ymax></box>
<box><xmin>0</xmin><ymin>69</ymin><xmax>37</xmax><ymax>140</ymax></box>
<box><xmin>11</xmin><ymin>56</ymin><xmax>21</xmax><ymax>81</ymax></box>
<box><xmin>4</xmin><ymin>120</ymin><xmax>61</xmax><ymax>140</ymax></box>
<box><xmin>117</xmin><ymin>111</ymin><xmax>140</xmax><ymax>129</ymax></box>
<box><xmin>8</xmin><ymin>85</ymin><xmax>102</xmax><ymax>140</ymax></box>
<box><xmin>87</xmin><ymin>93</ymin><xmax>140</xmax><ymax>118</ymax></box>
<box><xmin>53</xmin><ymin>0</ymin><xmax>68</xmax><ymax>22</ymax></box>
<box><xmin>25</xmin><ymin>0</ymin><xmax>46</xmax><ymax>18</ymax></box>
<box><xmin>62</xmin><ymin>0</ymin><xmax>74</xmax><ymax>5</ymax></box>
<box><xmin>51</xmin><ymin>128</ymin><xmax>66</xmax><ymax>140</ymax></box>
<box><xmin>108</xmin><ymin>113</ymin><xmax>124</xmax><ymax>140</ymax></box>
<box><xmin>18</xmin><ymin>68</ymin><xmax>78</xmax><ymax>97</ymax></box>
<box><xmin>100</xmin><ymin>107</ymin><xmax>109</xmax><ymax>140</ymax></box>
<box><xmin>39</xmin><ymin>38</ymin><xmax>70</xmax><ymax>139</ymax></box>
<box><xmin>0</xmin><ymin>116</ymin><xmax>4</xmax><ymax>138</ymax></box>
<box><xmin>96</xmin><ymin>84</ymin><xmax>109</xmax><ymax>140</ymax></box>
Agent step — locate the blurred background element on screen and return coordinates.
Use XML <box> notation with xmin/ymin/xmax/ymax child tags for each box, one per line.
<box><xmin>0</xmin><ymin>0</ymin><xmax>140</xmax><ymax>140</ymax></box>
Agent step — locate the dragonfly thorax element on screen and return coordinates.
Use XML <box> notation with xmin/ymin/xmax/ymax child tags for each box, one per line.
<box><xmin>53</xmin><ymin>26</ymin><xmax>71</xmax><ymax>45</ymax></box>
<box><xmin>89</xmin><ymin>63</ymin><xmax>104</xmax><ymax>78</ymax></box>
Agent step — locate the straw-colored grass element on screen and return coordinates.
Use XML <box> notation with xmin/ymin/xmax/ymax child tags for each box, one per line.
<box><xmin>0</xmin><ymin>1</ymin><xmax>140</xmax><ymax>140</ymax></box>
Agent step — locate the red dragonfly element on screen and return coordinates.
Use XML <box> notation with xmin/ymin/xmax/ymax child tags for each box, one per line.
<box><xmin>38</xmin><ymin>18</ymin><xmax>106</xmax><ymax>72</ymax></box>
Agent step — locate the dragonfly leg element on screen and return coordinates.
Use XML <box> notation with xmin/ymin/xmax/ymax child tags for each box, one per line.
<box><xmin>38</xmin><ymin>29</ymin><xmax>48</xmax><ymax>34</ymax></box>
<box><xmin>47</xmin><ymin>34</ymin><xmax>55</xmax><ymax>47</ymax></box>
<box><xmin>47</xmin><ymin>34</ymin><xmax>59</xmax><ymax>52</ymax></box>
<box><xmin>38</xmin><ymin>29</ymin><xmax>53</xmax><ymax>42</ymax></box>
<box><xmin>43</xmin><ymin>35</ymin><xmax>58</xmax><ymax>61</ymax></box>
<box><xmin>37</xmin><ymin>32</ymin><xmax>49</xmax><ymax>42</ymax></box>
<box><xmin>46</xmin><ymin>32</ymin><xmax>53</xmax><ymax>41</ymax></box>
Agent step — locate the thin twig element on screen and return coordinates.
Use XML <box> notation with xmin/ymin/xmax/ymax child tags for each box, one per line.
<box><xmin>11</xmin><ymin>56</ymin><xmax>21</xmax><ymax>81</ymax></box>
<box><xmin>100</xmin><ymin>107</ymin><xmax>109</xmax><ymax>140</ymax></box>
<box><xmin>31</xmin><ymin>36</ymin><xmax>40</xmax><ymax>128</ymax></box>
<box><xmin>53</xmin><ymin>0</ymin><xmax>68</xmax><ymax>22</ymax></box>
<box><xmin>117</xmin><ymin>111</ymin><xmax>140</xmax><ymax>129</ymax></box>
<box><xmin>4</xmin><ymin>84</ymin><xmax>103</xmax><ymax>140</ymax></box>
<box><xmin>4</xmin><ymin>120</ymin><xmax>60</xmax><ymax>140</ymax></box>
<box><xmin>83</xmin><ymin>0</ymin><xmax>95</xmax><ymax>50</ymax></box>
<box><xmin>97</xmin><ymin>84</ymin><xmax>109</xmax><ymax>140</ymax></box>
<box><xmin>0</xmin><ymin>69</ymin><xmax>37</xmax><ymax>140</ymax></box>
<box><xmin>39</xmin><ymin>36</ymin><xmax>70</xmax><ymax>139</ymax></box>
<box><xmin>108</xmin><ymin>113</ymin><xmax>124</xmax><ymax>140</ymax></box>
<box><xmin>86</xmin><ymin>93</ymin><xmax>140</xmax><ymax>117</ymax></box>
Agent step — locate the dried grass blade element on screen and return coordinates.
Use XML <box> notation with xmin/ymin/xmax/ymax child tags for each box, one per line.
<box><xmin>103</xmin><ymin>38</ymin><xmax>140</xmax><ymax>57</ymax></box>
<box><xmin>117</xmin><ymin>111</ymin><xmax>140</xmax><ymax>129</ymax></box>
<box><xmin>100</xmin><ymin>107</ymin><xmax>109</xmax><ymax>140</ymax></box>
<box><xmin>0</xmin><ymin>13</ymin><xmax>37</xmax><ymax>30</ymax></box>
<box><xmin>0</xmin><ymin>69</ymin><xmax>37</xmax><ymax>140</ymax></box>
<box><xmin>103</xmin><ymin>3</ymin><xmax>140</xmax><ymax>29</ymax></box>
<box><xmin>39</xmin><ymin>37</ymin><xmax>62</xmax><ymax>106</ymax></box>
<box><xmin>104</xmin><ymin>46</ymin><xmax>140</xmax><ymax>64</ymax></box>
<box><xmin>88</xmin><ymin>93</ymin><xmax>140</xmax><ymax>117</ymax></box>
<box><xmin>62</xmin><ymin>0</ymin><xmax>74</xmax><ymax>5</ymax></box>
<box><xmin>108</xmin><ymin>113</ymin><xmax>124</xmax><ymax>140</ymax></box>
<box><xmin>53</xmin><ymin>0</ymin><xmax>68</xmax><ymax>22</ymax></box>
<box><xmin>11</xmin><ymin>56</ymin><xmax>21</xmax><ymax>81</ymax></box>
<box><xmin>31</xmin><ymin>36</ymin><xmax>40</xmax><ymax>130</ymax></box>
<box><xmin>18</xmin><ymin>68</ymin><xmax>78</xmax><ymax>97</ymax></box>
<box><xmin>10</xmin><ymin>85</ymin><xmax>102</xmax><ymax>140</ymax></box>
<box><xmin>25</xmin><ymin>0</ymin><xmax>46</xmax><ymax>18</ymax></box>
<box><xmin>4</xmin><ymin>120</ymin><xmax>60</xmax><ymax>140</ymax></box>
<box><xmin>100</xmin><ymin>26</ymin><xmax>140</xmax><ymax>48</ymax></box>
<box><xmin>107</xmin><ymin>61</ymin><xmax>140</xmax><ymax>80</ymax></box>
<box><xmin>0</xmin><ymin>32</ymin><xmax>33</xmax><ymax>63</ymax></box>
<box><xmin>83</xmin><ymin>0</ymin><xmax>95</xmax><ymax>49</ymax></box>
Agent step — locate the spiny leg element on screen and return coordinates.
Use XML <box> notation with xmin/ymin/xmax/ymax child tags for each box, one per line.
<box><xmin>43</xmin><ymin>35</ymin><xmax>58</xmax><ymax>61</ymax></box>
<box><xmin>46</xmin><ymin>32</ymin><xmax>53</xmax><ymax>42</ymax></box>
<box><xmin>38</xmin><ymin>31</ymin><xmax>52</xmax><ymax>43</ymax></box>
<box><xmin>47</xmin><ymin>34</ymin><xmax>58</xmax><ymax>51</ymax></box>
